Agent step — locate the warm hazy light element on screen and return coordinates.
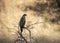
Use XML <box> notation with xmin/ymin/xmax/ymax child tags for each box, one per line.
<box><xmin>0</xmin><ymin>0</ymin><xmax>60</xmax><ymax>43</ymax></box>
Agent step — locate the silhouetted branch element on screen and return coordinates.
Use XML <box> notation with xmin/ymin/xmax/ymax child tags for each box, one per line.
<box><xmin>24</xmin><ymin>27</ymin><xmax>32</xmax><ymax>43</ymax></box>
<box><xmin>19</xmin><ymin>32</ymin><xmax>28</xmax><ymax>43</ymax></box>
<box><xmin>26</xmin><ymin>22</ymin><xmax>44</xmax><ymax>28</ymax></box>
<box><xmin>14</xmin><ymin>22</ymin><xmax>44</xmax><ymax>43</ymax></box>
<box><xmin>14</xmin><ymin>38</ymin><xmax>21</xmax><ymax>43</ymax></box>
<box><xmin>14</xmin><ymin>32</ymin><xmax>28</xmax><ymax>43</ymax></box>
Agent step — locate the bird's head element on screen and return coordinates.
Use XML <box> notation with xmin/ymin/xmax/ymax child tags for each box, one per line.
<box><xmin>23</xmin><ymin>14</ymin><xmax>27</xmax><ymax>16</ymax></box>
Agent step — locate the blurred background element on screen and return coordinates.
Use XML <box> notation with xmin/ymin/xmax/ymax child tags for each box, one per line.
<box><xmin>0</xmin><ymin>0</ymin><xmax>60</xmax><ymax>43</ymax></box>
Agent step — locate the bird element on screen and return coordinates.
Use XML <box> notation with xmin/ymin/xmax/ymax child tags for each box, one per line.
<box><xmin>19</xmin><ymin>14</ymin><xmax>27</xmax><ymax>33</ymax></box>
<box><xmin>56</xmin><ymin>0</ymin><xmax>60</xmax><ymax>9</ymax></box>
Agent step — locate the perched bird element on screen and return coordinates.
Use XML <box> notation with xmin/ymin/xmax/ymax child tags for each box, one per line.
<box><xmin>19</xmin><ymin>14</ymin><xmax>27</xmax><ymax>33</ymax></box>
<box><xmin>56</xmin><ymin>0</ymin><xmax>60</xmax><ymax>8</ymax></box>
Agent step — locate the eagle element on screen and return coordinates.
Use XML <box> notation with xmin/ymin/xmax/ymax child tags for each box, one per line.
<box><xmin>19</xmin><ymin>14</ymin><xmax>27</xmax><ymax>33</ymax></box>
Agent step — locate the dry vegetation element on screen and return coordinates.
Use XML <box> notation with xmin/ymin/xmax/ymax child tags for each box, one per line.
<box><xmin>0</xmin><ymin>0</ymin><xmax>60</xmax><ymax>43</ymax></box>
